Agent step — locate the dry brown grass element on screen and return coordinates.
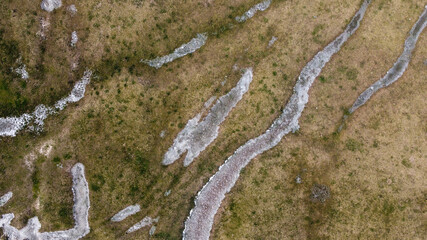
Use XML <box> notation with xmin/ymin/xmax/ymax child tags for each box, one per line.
<box><xmin>0</xmin><ymin>0</ymin><xmax>426</xmax><ymax>239</ymax></box>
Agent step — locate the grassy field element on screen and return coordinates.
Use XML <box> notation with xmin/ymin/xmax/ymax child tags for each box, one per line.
<box><xmin>0</xmin><ymin>0</ymin><xmax>426</xmax><ymax>239</ymax></box>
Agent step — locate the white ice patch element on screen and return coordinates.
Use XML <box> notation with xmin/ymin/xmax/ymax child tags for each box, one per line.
<box><xmin>142</xmin><ymin>33</ymin><xmax>208</xmax><ymax>69</ymax></box>
<box><xmin>235</xmin><ymin>0</ymin><xmax>272</xmax><ymax>23</ymax></box>
<box><xmin>268</xmin><ymin>36</ymin><xmax>277</xmax><ymax>48</ymax></box>
<box><xmin>0</xmin><ymin>192</ymin><xmax>13</xmax><ymax>207</ymax></box>
<box><xmin>71</xmin><ymin>31</ymin><xmax>78</xmax><ymax>47</ymax></box>
<box><xmin>40</xmin><ymin>0</ymin><xmax>62</xmax><ymax>12</ymax></box>
<box><xmin>15</xmin><ymin>65</ymin><xmax>29</xmax><ymax>80</ymax></box>
<box><xmin>183</xmin><ymin>1</ymin><xmax>371</xmax><ymax>239</ymax></box>
<box><xmin>349</xmin><ymin>5</ymin><xmax>427</xmax><ymax>114</ymax></box>
<box><xmin>0</xmin><ymin>70</ymin><xmax>92</xmax><ymax>137</ymax></box>
<box><xmin>163</xmin><ymin>68</ymin><xmax>253</xmax><ymax>167</ymax></box>
<box><xmin>126</xmin><ymin>216</ymin><xmax>159</xmax><ymax>234</ymax></box>
<box><xmin>111</xmin><ymin>204</ymin><xmax>141</xmax><ymax>222</ymax></box>
<box><xmin>164</xmin><ymin>189</ymin><xmax>171</xmax><ymax>197</ymax></box>
<box><xmin>67</xmin><ymin>4</ymin><xmax>77</xmax><ymax>15</ymax></box>
<box><xmin>0</xmin><ymin>163</ymin><xmax>90</xmax><ymax>240</ymax></box>
<box><xmin>55</xmin><ymin>70</ymin><xmax>92</xmax><ymax>110</ymax></box>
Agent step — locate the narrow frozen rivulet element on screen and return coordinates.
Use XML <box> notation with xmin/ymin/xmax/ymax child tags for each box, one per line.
<box><xmin>349</xmin><ymin>5</ymin><xmax>427</xmax><ymax>114</ymax></box>
<box><xmin>111</xmin><ymin>204</ymin><xmax>141</xmax><ymax>222</ymax></box>
<box><xmin>142</xmin><ymin>33</ymin><xmax>208</xmax><ymax>69</ymax></box>
<box><xmin>126</xmin><ymin>216</ymin><xmax>159</xmax><ymax>234</ymax></box>
<box><xmin>0</xmin><ymin>192</ymin><xmax>12</xmax><ymax>207</ymax></box>
<box><xmin>163</xmin><ymin>68</ymin><xmax>253</xmax><ymax>167</ymax></box>
<box><xmin>183</xmin><ymin>1</ymin><xmax>371</xmax><ymax>240</ymax></box>
<box><xmin>0</xmin><ymin>163</ymin><xmax>90</xmax><ymax>240</ymax></box>
<box><xmin>40</xmin><ymin>0</ymin><xmax>62</xmax><ymax>12</ymax></box>
<box><xmin>235</xmin><ymin>0</ymin><xmax>271</xmax><ymax>23</ymax></box>
<box><xmin>0</xmin><ymin>70</ymin><xmax>92</xmax><ymax>137</ymax></box>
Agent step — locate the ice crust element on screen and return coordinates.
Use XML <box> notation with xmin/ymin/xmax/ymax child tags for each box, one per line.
<box><xmin>349</xmin><ymin>5</ymin><xmax>427</xmax><ymax>114</ymax></box>
<box><xmin>126</xmin><ymin>216</ymin><xmax>158</xmax><ymax>234</ymax></box>
<box><xmin>41</xmin><ymin>0</ymin><xmax>62</xmax><ymax>12</ymax></box>
<box><xmin>0</xmin><ymin>192</ymin><xmax>13</xmax><ymax>207</ymax></box>
<box><xmin>163</xmin><ymin>68</ymin><xmax>253</xmax><ymax>167</ymax></box>
<box><xmin>111</xmin><ymin>204</ymin><xmax>141</xmax><ymax>222</ymax></box>
<box><xmin>143</xmin><ymin>33</ymin><xmax>208</xmax><ymax>69</ymax></box>
<box><xmin>235</xmin><ymin>0</ymin><xmax>271</xmax><ymax>22</ymax></box>
<box><xmin>0</xmin><ymin>163</ymin><xmax>90</xmax><ymax>240</ymax></box>
<box><xmin>0</xmin><ymin>70</ymin><xmax>92</xmax><ymax>137</ymax></box>
<box><xmin>182</xmin><ymin>1</ymin><xmax>370</xmax><ymax>240</ymax></box>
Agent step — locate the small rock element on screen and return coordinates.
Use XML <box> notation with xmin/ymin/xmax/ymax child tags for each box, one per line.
<box><xmin>310</xmin><ymin>184</ymin><xmax>330</xmax><ymax>203</ymax></box>
<box><xmin>164</xmin><ymin>189</ymin><xmax>171</xmax><ymax>197</ymax></box>
<box><xmin>295</xmin><ymin>175</ymin><xmax>302</xmax><ymax>184</ymax></box>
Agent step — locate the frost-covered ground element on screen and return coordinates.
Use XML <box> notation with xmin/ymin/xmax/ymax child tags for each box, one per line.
<box><xmin>349</xmin><ymin>5</ymin><xmax>427</xmax><ymax>113</ymax></box>
<box><xmin>142</xmin><ymin>33</ymin><xmax>208</xmax><ymax>69</ymax></box>
<box><xmin>0</xmin><ymin>70</ymin><xmax>92</xmax><ymax>137</ymax></box>
<box><xmin>183</xmin><ymin>1</ymin><xmax>371</xmax><ymax>239</ymax></box>
<box><xmin>0</xmin><ymin>163</ymin><xmax>90</xmax><ymax>240</ymax></box>
<box><xmin>235</xmin><ymin>0</ymin><xmax>272</xmax><ymax>23</ymax></box>
<box><xmin>163</xmin><ymin>68</ymin><xmax>253</xmax><ymax>166</ymax></box>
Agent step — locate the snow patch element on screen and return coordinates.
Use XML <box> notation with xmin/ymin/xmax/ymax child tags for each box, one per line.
<box><xmin>71</xmin><ymin>31</ymin><xmax>78</xmax><ymax>47</ymax></box>
<box><xmin>0</xmin><ymin>163</ymin><xmax>90</xmax><ymax>240</ymax></box>
<box><xmin>268</xmin><ymin>36</ymin><xmax>277</xmax><ymax>48</ymax></box>
<box><xmin>0</xmin><ymin>192</ymin><xmax>12</xmax><ymax>207</ymax></box>
<box><xmin>163</xmin><ymin>68</ymin><xmax>253</xmax><ymax>166</ymax></box>
<box><xmin>41</xmin><ymin>0</ymin><xmax>62</xmax><ymax>12</ymax></box>
<box><xmin>111</xmin><ymin>204</ymin><xmax>141</xmax><ymax>222</ymax></box>
<box><xmin>126</xmin><ymin>216</ymin><xmax>159</xmax><ymax>234</ymax></box>
<box><xmin>15</xmin><ymin>65</ymin><xmax>29</xmax><ymax>80</ymax></box>
<box><xmin>235</xmin><ymin>0</ymin><xmax>271</xmax><ymax>23</ymax></box>
<box><xmin>0</xmin><ymin>71</ymin><xmax>92</xmax><ymax>137</ymax></box>
<box><xmin>67</xmin><ymin>4</ymin><xmax>77</xmax><ymax>15</ymax></box>
<box><xmin>183</xmin><ymin>1</ymin><xmax>370</xmax><ymax>239</ymax></box>
<box><xmin>142</xmin><ymin>33</ymin><xmax>208</xmax><ymax>69</ymax></box>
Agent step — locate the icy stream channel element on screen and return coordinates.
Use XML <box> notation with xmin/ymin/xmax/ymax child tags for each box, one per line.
<box><xmin>163</xmin><ymin>68</ymin><xmax>253</xmax><ymax>167</ymax></box>
<box><xmin>349</xmin><ymin>5</ymin><xmax>427</xmax><ymax>114</ymax></box>
<box><xmin>182</xmin><ymin>1</ymin><xmax>371</xmax><ymax>239</ymax></box>
<box><xmin>0</xmin><ymin>163</ymin><xmax>90</xmax><ymax>240</ymax></box>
